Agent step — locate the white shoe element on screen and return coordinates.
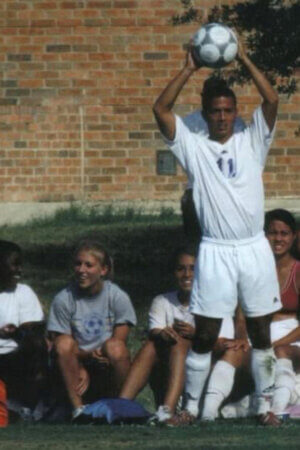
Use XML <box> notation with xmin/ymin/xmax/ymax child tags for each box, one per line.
<box><xmin>20</xmin><ymin>407</ymin><xmax>33</xmax><ymax>421</ymax></box>
<box><xmin>149</xmin><ymin>405</ymin><xmax>172</xmax><ymax>424</ymax></box>
<box><xmin>72</xmin><ymin>405</ymin><xmax>88</xmax><ymax>423</ymax></box>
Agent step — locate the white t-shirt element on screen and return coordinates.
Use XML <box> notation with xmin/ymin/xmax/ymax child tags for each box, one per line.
<box><xmin>148</xmin><ymin>291</ymin><xmax>234</xmax><ymax>339</ymax></box>
<box><xmin>166</xmin><ymin>106</ymin><xmax>275</xmax><ymax>240</ymax></box>
<box><xmin>0</xmin><ymin>283</ymin><xmax>44</xmax><ymax>354</ymax></box>
<box><xmin>148</xmin><ymin>291</ymin><xmax>194</xmax><ymax>330</ymax></box>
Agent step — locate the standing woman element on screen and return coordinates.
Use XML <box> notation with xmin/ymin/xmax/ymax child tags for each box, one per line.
<box><xmin>265</xmin><ymin>209</ymin><xmax>300</xmax><ymax>415</ymax></box>
<box><xmin>47</xmin><ymin>240</ymin><xmax>136</xmax><ymax>422</ymax></box>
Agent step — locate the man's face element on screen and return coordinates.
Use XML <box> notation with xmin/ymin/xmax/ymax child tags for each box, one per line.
<box><xmin>204</xmin><ymin>96</ymin><xmax>237</xmax><ymax>143</ymax></box>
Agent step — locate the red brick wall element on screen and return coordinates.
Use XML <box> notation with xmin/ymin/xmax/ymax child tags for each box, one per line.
<box><xmin>0</xmin><ymin>0</ymin><xmax>298</xmax><ymax>202</ymax></box>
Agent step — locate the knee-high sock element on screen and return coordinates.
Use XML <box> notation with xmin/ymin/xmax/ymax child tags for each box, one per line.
<box><xmin>251</xmin><ymin>348</ymin><xmax>276</xmax><ymax>415</ymax></box>
<box><xmin>202</xmin><ymin>360</ymin><xmax>235</xmax><ymax>420</ymax></box>
<box><xmin>184</xmin><ymin>350</ymin><xmax>211</xmax><ymax>417</ymax></box>
<box><xmin>272</xmin><ymin>358</ymin><xmax>295</xmax><ymax>414</ymax></box>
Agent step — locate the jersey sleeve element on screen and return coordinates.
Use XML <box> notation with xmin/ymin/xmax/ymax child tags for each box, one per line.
<box><xmin>47</xmin><ymin>291</ymin><xmax>72</xmax><ymax>335</ymax></box>
<box><xmin>148</xmin><ymin>295</ymin><xmax>167</xmax><ymax>330</ymax></box>
<box><xmin>164</xmin><ymin>115</ymin><xmax>197</xmax><ymax>176</ymax></box>
<box><xmin>18</xmin><ymin>285</ymin><xmax>44</xmax><ymax>324</ymax></box>
<box><xmin>248</xmin><ymin>106</ymin><xmax>276</xmax><ymax>167</ymax></box>
<box><xmin>111</xmin><ymin>286</ymin><xmax>137</xmax><ymax>327</ymax></box>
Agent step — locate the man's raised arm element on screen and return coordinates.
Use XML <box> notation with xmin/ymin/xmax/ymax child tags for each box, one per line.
<box><xmin>153</xmin><ymin>48</ymin><xmax>199</xmax><ymax>141</ymax></box>
<box><xmin>237</xmin><ymin>40</ymin><xmax>278</xmax><ymax>132</ymax></box>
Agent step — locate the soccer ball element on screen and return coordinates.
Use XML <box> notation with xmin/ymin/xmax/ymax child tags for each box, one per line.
<box><xmin>192</xmin><ymin>23</ymin><xmax>238</xmax><ymax>69</ymax></box>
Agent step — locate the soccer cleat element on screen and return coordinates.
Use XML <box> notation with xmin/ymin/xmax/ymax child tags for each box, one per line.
<box><xmin>257</xmin><ymin>411</ymin><xmax>281</xmax><ymax>427</ymax></box>
<box><xmin>165</xmin><ymin>409</ymin><xmax>196</xmax><ymax>426</ymax></box>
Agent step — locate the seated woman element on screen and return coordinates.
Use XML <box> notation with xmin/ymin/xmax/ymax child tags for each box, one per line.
<box><xmin>265</xmin><ymin>209</ymin><xmax>300</xmax><ymax>415</ymax></box>
<box><xmin>47</xmin><ymin>240</ymin><xmax>136</xmax><ymax>422</ymax></box>
<box><xmin>0</xmin><ymin>240</ymin><xmax>47</xmax><ymax>420</ymax></box>
<box><xmin>120</xmin><ymin>245</ymin><xmax>234</xmax><ymax>424</ymax></box>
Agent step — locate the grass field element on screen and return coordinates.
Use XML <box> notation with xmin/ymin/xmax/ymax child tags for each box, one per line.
<box><xmin>0</xmin><ymin>205</ymin><xmax>299</xmax><ymax>448</ymax></box>
<box><xmin>1</xmin><ymin>420</ymin><xmax>300</xmax><ymax>449</ymax></box>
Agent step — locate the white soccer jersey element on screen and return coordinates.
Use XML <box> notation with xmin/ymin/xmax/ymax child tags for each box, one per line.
<box><xmin>166</xmin><ymin>106</ymin><xmax>275</xmax><ymax>240</ymax></box>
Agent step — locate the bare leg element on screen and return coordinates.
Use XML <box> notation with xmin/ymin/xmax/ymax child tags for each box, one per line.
<box><xmin>163</xmin><ymin>336</ymin><xmax>191</xmax><ymax>413</ymax></box>
<box><xmin>54</xmin><ymin>334</ymin><xmax>83</xmax><ymax>409</ymax></box>
<box><xmin>120</xmin><ymin>340</ymin><xmax>158</xmax><ymax>399</ymax></box>
<box><xmin>102</xmin><ymin>337</ymin><xmax>131</xmax><ymax>394</ymax></box>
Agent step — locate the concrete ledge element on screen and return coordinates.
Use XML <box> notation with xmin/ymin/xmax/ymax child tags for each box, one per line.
<box><xmin>0</xmin><ymin>197</ymin><xmax>299</xmax><ymax>226</ymax></box>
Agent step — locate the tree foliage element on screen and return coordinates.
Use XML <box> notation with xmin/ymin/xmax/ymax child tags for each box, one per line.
<box><xmin>172</xmin><ymin>0</ymin><xmax>299</xmax><ymax>96</ymax></box>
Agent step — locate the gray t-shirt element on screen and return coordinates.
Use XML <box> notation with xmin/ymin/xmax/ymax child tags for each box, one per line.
<box><xmin>47</xmin><ymin>280</ymin><xmax>137</xmax><ymax>351</ymax></box>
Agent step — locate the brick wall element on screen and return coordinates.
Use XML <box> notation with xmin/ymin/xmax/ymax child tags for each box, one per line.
<box><xmin>0</xmin><ymin>0</ymin><xmax>298</xmax><ymax>202</ymax></box>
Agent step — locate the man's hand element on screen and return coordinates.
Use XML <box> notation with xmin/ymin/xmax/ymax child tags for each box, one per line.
<box><xmin>236</xmin><ymin>33</ymin><xmax>248</xmax><ymax>64</ymax></box>
<box><xmin>173</xmin><ymin>319</ymin><xmax>195</xmax><ymax>340</ymax></box>
<box><xmin>186</xmin><ymin>41</ymin><xmax>201</xmax><ymax>72</ymax></box>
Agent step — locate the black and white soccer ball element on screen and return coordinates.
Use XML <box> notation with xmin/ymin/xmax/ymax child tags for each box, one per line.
<box><xmin>192</xmin><ymin>23</ymin><xmax>238</xmax><ymax>69</ymax></box>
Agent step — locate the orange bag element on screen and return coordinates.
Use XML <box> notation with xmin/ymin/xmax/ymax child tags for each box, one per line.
<box><xmin>0</xmin><ymin>379</ymin><xmax>8</xmax><ymax>427</ymax></box>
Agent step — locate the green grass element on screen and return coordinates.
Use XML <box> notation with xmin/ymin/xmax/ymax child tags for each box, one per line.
<box><xmin>0</xmin><ymin>420</ymin><xmax>300</xmax><ymax>449</ymax></box>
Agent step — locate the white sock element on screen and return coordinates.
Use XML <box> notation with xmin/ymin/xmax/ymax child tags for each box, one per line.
<box><xmin>290</xmin><ymin>373</ymin><xmax>300</xmax><ymax>405</ymax></box>
<box><xmin>221</xmin><ymin>395</ymin><xmax>251</xmax><ymax>419</ymax></box>
<box><xmin>251</xmin><ymin>347</ymin><xmax>276</xmax><ymax>415</ymax></box>
<box><xmin>184</xmin><ymin>350</ymin><xmax>211</xmax><ymax>417</ymax></box>
<box><xmin>202</xmin><ymin>360</ymin><xmax>235</xmax><ymax>420</ymax></box>
<box><xmin>272</xmin><ymin>358</ymin><xmax>295</xmax><ymax>414</ymax></box>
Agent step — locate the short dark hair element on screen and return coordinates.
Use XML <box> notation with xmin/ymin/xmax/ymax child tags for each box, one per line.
<box><xmin>264</xmin><ymin>209</ymin><xmax>296</xmax><ymax>234</ymax></box>
<box><xmin>170</xmin><ymin>244</ymin><xmax>197</xmax><ymax>272</ymax></box>
<box><xmin>0</xmin><ymin>240</ymin><xmax>22</xmax><ymax>265</ymax></box>
<box><xmin>202</xmin><ymin>77</ymin><xmax>236</xmax><ymax>112</ymax></box>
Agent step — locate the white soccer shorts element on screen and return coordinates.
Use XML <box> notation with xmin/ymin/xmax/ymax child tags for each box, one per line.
<box><xmin>190</xmin><ymin>232</ymin><xmax>281</xmax><ymax>318</ymax></box>
<box><xmin>219</xmin><ymin>316</ymin><xmax>234</xmax><ymax>339</ymax></box>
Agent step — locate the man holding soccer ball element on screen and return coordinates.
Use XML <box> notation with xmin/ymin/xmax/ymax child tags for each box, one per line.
<box><xmin>153</xmin><ymin>31</ymin><xmax>281</xmax><ymax>426</ymax></box>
